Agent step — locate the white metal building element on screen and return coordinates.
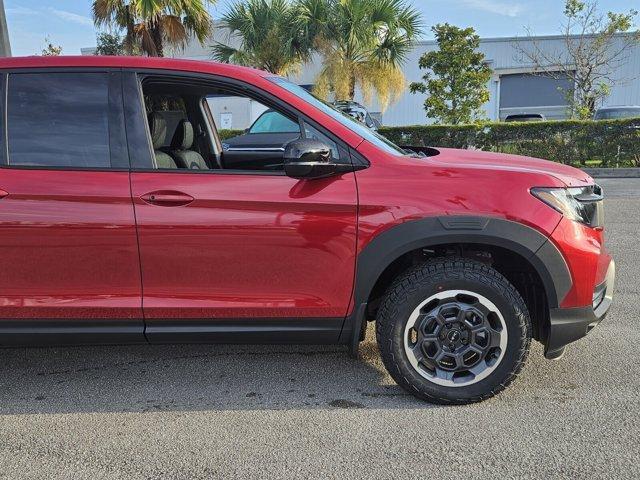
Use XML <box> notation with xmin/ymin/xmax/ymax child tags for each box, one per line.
<box><xmin>84</xmin><ymin>31</ymin><xmax>640</xmax><ymax>127</ymax></box>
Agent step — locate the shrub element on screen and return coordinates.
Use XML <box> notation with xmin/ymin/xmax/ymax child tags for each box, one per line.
<box><xmin>219</xmin><ymin>129</ymin><xmax>244</xmax><ymax>140</ymax></box>
<box><xmin>379</xmin><ymin>118</ymin><xmax>640</xmax><ymax>167</ymax></box>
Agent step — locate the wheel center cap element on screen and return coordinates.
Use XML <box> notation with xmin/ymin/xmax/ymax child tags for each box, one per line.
<box><xmin>447</xmin><ymin>330</ymin><xmax>461</xmax><ymax>342</ymax></box>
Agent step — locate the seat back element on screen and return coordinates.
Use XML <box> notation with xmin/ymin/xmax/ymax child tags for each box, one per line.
<box><xmin>148</xmin><ymin>112</ymin><xmax>179</xmax><ymax>169</ymax></box>
<box><xmin>170</xmin><ymin>120</ymin><xmax>209</xmax><ymax>170</ymax></box>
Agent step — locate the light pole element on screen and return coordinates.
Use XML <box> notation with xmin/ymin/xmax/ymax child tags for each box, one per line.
<box><xmin>0</xmin><ymin>0</ymin><xmax>11</xmax><ymax>57</ymax></box>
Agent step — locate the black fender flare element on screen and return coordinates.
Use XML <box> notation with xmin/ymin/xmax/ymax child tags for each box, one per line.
<box><xmin>343</xmin><ymin>216</ymin><xmax>571</xmax><ymax>343</ymax></box>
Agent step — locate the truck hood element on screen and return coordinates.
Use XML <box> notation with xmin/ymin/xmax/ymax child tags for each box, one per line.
<box><xmin>432</xmin><ymin>148</ymin><xmax>593</xmax><ymax>187</ymax></box>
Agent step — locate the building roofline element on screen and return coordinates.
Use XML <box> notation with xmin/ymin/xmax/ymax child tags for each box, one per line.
<box><xmin>78</xmin><ymin>30</ymin><xmax>639</xmax><ymax>57</ymax></box>
<box><xmin>415</xmin><ymin>31</ymin><xmax>638</xmax><ymax>46</ymax></box>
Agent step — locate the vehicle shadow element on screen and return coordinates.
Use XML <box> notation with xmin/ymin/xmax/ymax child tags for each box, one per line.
<box><xmin>0</xmin><ymin>320</ymin><xmax>595</xmax><ymax>416</ymax></box>
<box><xmin>0</xmin><ymin>325</ymin><xmax>438</xmax><ymax>415</ymax></box>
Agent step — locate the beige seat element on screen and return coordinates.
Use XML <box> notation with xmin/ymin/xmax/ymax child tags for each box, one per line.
<box><xmin>169</xmin><ymin>120</ymin><xmax>209</xmax><ymax>170</ymax></box>
<box><xmin>148</xmin><ymin>113</ymin><xmax>179</xmax><ymax>169</ymax></box>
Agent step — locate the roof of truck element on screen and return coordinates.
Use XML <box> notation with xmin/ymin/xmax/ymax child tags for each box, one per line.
<box><xmin>0</xmin><ymin>55</ymin><xmax>270</xmax><ymax>79</ymax></box>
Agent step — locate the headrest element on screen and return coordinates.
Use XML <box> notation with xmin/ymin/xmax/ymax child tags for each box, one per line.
<box><xmin>148</xmin><ymin>112</ymin><xmax>167</xmax><ymax>150</ymax></box>
<box><xmin>171</xmin><ymin>119</ymin><xmax>195</xmax><ymax>150</ymax></box>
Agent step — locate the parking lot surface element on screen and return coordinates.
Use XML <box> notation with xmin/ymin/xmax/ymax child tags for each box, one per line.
<box><xmin>0</xmin><ymin>178</ymin><xmax>638</xmax><ymax>479</ymax></box>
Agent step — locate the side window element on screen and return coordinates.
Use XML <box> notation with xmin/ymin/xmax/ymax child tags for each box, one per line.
<box><xmin>7</xmin><ymin>73</ymin><xmax>111</xmax><ymax>168</ymax></box>
<box><xmin>303</xmin><ymin>122</ymin><xmax>340</xmax><ymax>160</ymax></box>
<box><xmin>137</xmin><ymin>76</ymin><xmax>350</xmax><ymax>173</ymax></box>
<box><xmin>206</xmin><ymin>92</ymin><xmax>302</xmax><ymax>172</ymax></box>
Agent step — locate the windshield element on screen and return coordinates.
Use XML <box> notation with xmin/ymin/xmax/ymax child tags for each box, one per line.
<box><xmin>268</xmin><ymin>77</ymin><xmax>407</xmax><ymax>156</ymax></box>
<box><xmin>595</xmin><ymin>108</ymin><xmax>640</xmax><ymax>120</ymax></box>
<box><xmin>249</xmin><ymin>110</ymin><xmax>300</xmax><ymax>134</ymax></box>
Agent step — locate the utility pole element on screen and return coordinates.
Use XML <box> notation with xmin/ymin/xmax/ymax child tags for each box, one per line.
<box><xmin>0</xmin><ymin>0</ymin><xmax>11</xmax><ymax>57</ymax></box>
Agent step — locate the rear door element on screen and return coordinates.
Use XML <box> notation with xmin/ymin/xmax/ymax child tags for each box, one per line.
<box><xmin>0</xmin><ymin>70</ymin><xmax>143</xmax><ymax>344</ymax></box>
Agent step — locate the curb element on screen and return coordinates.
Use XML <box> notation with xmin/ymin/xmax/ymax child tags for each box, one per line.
<box><xmin>582</xmin><ymin>168</ymin><xmax>640</xmax><ymax>178</ymax></box>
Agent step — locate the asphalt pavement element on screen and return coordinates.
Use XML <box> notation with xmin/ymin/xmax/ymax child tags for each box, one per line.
<box><xmin>0</xmin><ymin>178</ymin><xmax>638</xmax><ymax>479</ymax></box>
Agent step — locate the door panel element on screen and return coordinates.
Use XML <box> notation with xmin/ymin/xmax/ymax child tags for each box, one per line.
<box><xmin>0</xmin><ymin>70</ymin><xmax>143</xmax><ymax>339</ymax></box>
<box><xmin>130</xmin><ymin>172</ymin><xmax>358</xmax><ymax>324</ymax></box>
<box><xmin>0</xmin><ymin>170</ymin><xmax>143</xmax><ymax>321</ymax></box>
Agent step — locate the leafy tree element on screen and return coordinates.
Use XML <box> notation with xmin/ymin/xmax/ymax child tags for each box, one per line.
<box><xmin>409</xmin><ymin>24</ymin><xmax>492</xmax><ymax>125</ymax></box>
<box><xmin>41</xmin><ymin>37</ymin><xmax>62</xmax><ymax>56</ymax></box>
<box><xmin>92</xmin><ymin>0</ymin><xmax>214</xmax><ymax>57</ymax></box>
<box><xmin>93</xmin><ymin>0</ymin><xmax>137</xmax><ymax>54</ymax></box>
<box><xmin>515</xmin><ymin>0</ymin><xmax>639</xmax><ymax>119</ymax></box>
<box><xmin>212</xmin><ymin>0</ymin><xmax>312</xmax><ymax>75</ymax></box>
<box><xmin>298</xmin><ymin>0</ymin><xmax>422</xmax><ymax>110</ymax></box>
<box><xmin>95</xmin><ymin>32</ymin><xmax>126</xmax><ymax>55</ymax></box>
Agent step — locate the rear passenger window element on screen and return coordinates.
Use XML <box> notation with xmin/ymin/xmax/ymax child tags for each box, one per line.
<box><xmin>7</xmin><ymin>73</ymin><xmax>110</xmax><ymax>168</ymax></box>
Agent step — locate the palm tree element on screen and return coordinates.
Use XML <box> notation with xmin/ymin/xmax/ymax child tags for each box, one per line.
<box><xmin>93</xmin><ymin>0</ymin><xmax>214</xmax><ymax>57</ymax></box>
<box><xmin>212</xmin><ymin>0</ymin><xmax>313</xmax><ymax>76</ymax></box>
<box><xmin>93</xmin><ymin>0</ymin><xmax>137</xmax><ymax>54</ymax></box>
<box><xmin>298</xmin><ymin>0</ymin><xmax>422</xmax><ymax>110</ymax></box>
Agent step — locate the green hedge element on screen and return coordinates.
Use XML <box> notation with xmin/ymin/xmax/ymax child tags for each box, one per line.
<box><xmin>219</xmin><ymin>129</ymin><xmax>244</xmax><ymax>140</ymax></box>
<box><xmin>219</xmin><ymin>119</ymin><xmax>640</xmax><ymax>167</ymax></box>
<box><xmin>379</xmin><ymin>118</ymin><xmax>640</xmax><ymax>167</ymax></box>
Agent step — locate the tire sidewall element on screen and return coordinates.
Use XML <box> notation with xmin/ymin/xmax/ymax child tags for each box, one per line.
<box><xmin>388</xmin><ymin>274</ymin><xmax>528</xmax><ymax>402</ymax></box>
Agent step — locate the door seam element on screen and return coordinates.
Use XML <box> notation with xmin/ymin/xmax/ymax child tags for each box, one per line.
<box><xmin>128</xmin><ymin>172</ymin><xmax>148</xmax><ymax>340</ymax></box>
<box><xmin>120</xmin><ymin>70</ymin><xmax>148</xmax><ymax>340</ymax></box>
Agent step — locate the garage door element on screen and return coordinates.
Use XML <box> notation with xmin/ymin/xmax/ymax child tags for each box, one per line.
<box><xmin>499</xmin><ymin>73</ymin><xmax>573</xmax><ymax>120</ymax></box>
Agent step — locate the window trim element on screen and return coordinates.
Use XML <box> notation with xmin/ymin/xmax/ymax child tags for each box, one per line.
<box><xmin>128</xmin><ymin>69</ymin><xmax>354</xmax><ymax>175</ymax></box>
<box><xmin>199</xmin><ymin>97</ymin><xmax>222</xmax><ymax>167</ymax></box>
<box><xmin>1</xmin><ymin>72</ymin><xmax>7</xmax><ymax>167</ymax></box>
<box><xmin>0</xmin><ymin>68</ymin><xmax>129</xmax><ymax>172</ymax></box>
<box><xmin>108</xmin><ymin>71</ymin><xmax>129</xmax><ymax>169</ymax></box>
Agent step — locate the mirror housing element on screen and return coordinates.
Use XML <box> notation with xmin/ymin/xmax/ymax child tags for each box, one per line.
<box><xmin>283</xmin><ymin>139</ymin><xmax>344</xmax><ymax>179</ymax></box>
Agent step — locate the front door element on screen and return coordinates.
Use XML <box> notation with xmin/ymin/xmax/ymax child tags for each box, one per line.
<box><xmin>125</xmin><ymin>73</ymin><xmax>358</xmax><ymax>343</ymax></box>
<box><xmin>0</xmin><ymin>71</ymin><xmax>143</xmax><ymax>344</ymax></box>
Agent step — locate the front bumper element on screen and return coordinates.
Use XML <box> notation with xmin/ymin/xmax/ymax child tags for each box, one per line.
<box><xmin>544</xmin><ymin>259</ymin><xmax>615</xmax><ymax>359</ymax></box>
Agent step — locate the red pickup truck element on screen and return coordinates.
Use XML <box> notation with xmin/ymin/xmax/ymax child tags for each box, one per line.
<box><xmin>0</xmin><ymin>56</ymin><xmax>614</xmax><ymax>404</ymax></box>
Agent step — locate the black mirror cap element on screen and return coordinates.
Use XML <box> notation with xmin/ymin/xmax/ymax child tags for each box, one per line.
<box><xmin>283</xmin><ymin>139</ymin><xmax>336</xmax><ymax>179</ymax></box>
<box><xmin>284</xmin><ymin>138</ymin><xmax>331</xmax><ymax>163</ymax></box>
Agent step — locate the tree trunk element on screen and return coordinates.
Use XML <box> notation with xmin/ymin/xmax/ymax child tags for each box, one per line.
<box><xmin>348</xmin><ymin>74</ymin><xmax>356</xmax><ymax>100</ymax></box>
<box><xmin>586</xmin><ymin>96</ymin><xmax>596</xmax><ymax>117</ymax></box>
<box><xmin>124</xmin><ymin>6</ymin><xmax>134</xmax><ymax>55</ymax></box>
<box><xmin>451</xmin><ymin>98</ymin><xmax>458</xmax><ymax>125</ymax></box>
<box><xmin>150</xmin><ymin>20</ymin><xmax>164</xmax><ymax>57</ymax></box>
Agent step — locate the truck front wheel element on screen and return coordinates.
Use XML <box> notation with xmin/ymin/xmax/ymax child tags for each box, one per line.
<box><xmin>376</xmin><ymin>257</ymin><xmax>532</xmax><ymax>404</ymax></box>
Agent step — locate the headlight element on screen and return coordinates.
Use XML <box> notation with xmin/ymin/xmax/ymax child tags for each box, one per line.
<box><xmin>531</xmin><ymin>185</ymin><xmax>604</xmax><ymax>228</ymax></box>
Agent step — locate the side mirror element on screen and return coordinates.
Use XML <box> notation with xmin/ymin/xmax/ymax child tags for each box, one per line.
<box><xmin>283</xmin><ymin>139</ymin><xmax>340</xmax><ymax>179</ymax></box>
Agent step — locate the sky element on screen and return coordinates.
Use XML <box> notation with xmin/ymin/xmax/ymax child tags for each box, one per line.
<box><xmin>5</xmin><ymin>0</ymin><xmax>639</xmax><ymax>56</ymax></box>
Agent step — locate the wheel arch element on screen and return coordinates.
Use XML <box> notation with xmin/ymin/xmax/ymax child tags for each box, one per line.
<box><xmin>343</xmin><ymin>216</ymin><xmax>571</xmax><ymax>345</ymax></box>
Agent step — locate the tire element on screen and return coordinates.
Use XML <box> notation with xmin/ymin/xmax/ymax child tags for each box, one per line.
<box><xmin>376</xmin><ymin>257</ymin><xmax>531</xmax><ymax>404</ymax></box>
